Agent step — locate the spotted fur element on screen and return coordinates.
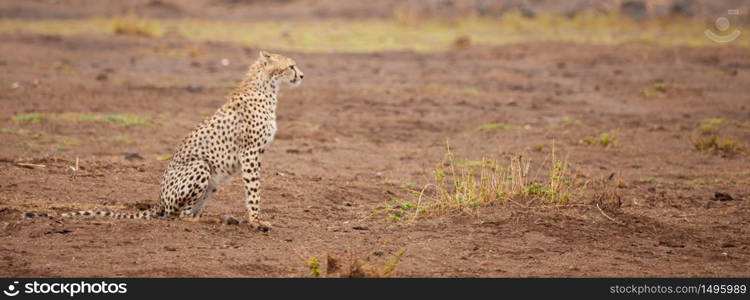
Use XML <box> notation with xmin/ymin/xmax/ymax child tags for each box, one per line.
<box><xmin>51</xmin><ymin>51</ymin><xmax>303</xmax><ymax>230</ymax></box>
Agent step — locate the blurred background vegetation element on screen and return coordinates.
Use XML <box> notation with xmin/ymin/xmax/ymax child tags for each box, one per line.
<box><xmin>1</xmin><ymin>0</ymin><xmax>748</xmax><ymax>52</ymax></box>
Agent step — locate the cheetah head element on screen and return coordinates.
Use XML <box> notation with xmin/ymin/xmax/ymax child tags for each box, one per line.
<box><xmin>258</xmin><ymin>50</ymin><xmax>304</xmax><ymax>87</ymax></box>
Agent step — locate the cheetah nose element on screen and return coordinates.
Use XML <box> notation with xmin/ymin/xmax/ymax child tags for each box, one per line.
<box><xmin>299</xmin><ymin>74</ymin><xmax>304</xmax><ymax>79</ymax></box>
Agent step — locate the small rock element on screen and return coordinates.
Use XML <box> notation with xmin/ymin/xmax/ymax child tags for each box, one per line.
<box><xmin>714</xmin><ymin>192</ymin><xmax>734</xmax><ymax>201</ymax></box>
<box><xmin>164</xmin><ymin>246</ymin><xmax>177</xmax><ymax>251</ymax></box>
<box><xmin>124</xmin><ymin>153</ymin><xmax>144</xmax><ymax>160</ymax></box>
<box><xmin>221</xmin><ymin>215</ymin><xmax>240</xmax><ymax>225</ymax></box>
<box><xmin>372</xmin><ymin>250</ymin><xmax>383</xmax><ymax>256</ymax></box>
<box><xmin>658</xmin><ymin>240</ymin><xmax>685</xmax><ymax>248</ymax></box>
<box><xmin>185</xmin><ymin>86</ymin><xmax>203</xmax><ymax>94</ymax></box>
<box><xmin>220</xmin><ymin>58</ymin><xmax>230</xmax><ymax>66</ymax></box>
<box><xmin>23</xmin><ymin>212</ymin><xmax>47</xmax><ymax>218</ymax></box>
<box><xmin>45</xmin><ymin>229</ymin><xmax>72</xmax><ymax>235</ymax></box>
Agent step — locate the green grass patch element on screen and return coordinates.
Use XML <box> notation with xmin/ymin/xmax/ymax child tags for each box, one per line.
<box><xmin>693</xmin><ymin>117</ymin><xmax>747</xmax><ymax>155</ymax></box>
<box><xmin>697</xmin><ymin>118</ymin><xmax>729</xmax><ymax>135</ymax></box>
<box><xmin>12</xmin><ymin>113</ymin><xmax>46</xmax><ymax>123</ymax></box>
<box><xmin>112</xmin><ymin>12</ymin><xmax>163</xmax><ymax>38</ymax></box>
<box><xmin>1</xmin><ymin>11</ymin><xmax>747</xmax><ymax>53</ymax></box>
<box><xmin>693</xmin><ymin>135</ymin><xmax>742</xmax><ymax>154</ymax></box>
<box><xmin>11</xmin><ymin>112</ymin><xmax>150</xmax><ymax>127</ymax></box>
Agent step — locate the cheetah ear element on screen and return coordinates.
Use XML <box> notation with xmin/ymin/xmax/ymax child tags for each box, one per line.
<box><xmin>259</xmin><ymin>50</ymin><xmax>271</xmax><ymax>62</ymax></box>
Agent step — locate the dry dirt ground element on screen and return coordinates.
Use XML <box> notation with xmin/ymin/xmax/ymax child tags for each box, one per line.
<box><xmin>1</xmin><ymin>22</ymin><xmax>749</xmax><ymax>277</ymax></box>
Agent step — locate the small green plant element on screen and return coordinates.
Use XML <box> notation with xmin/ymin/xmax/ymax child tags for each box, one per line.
<box><xmin>638</xmin><ymin>81</ymin><xmax>669</xmax><ymax>98</ymax></box>
<box><xmin>693</xmin><ymin>135</ymin><xmax>742</xmax><ymax>155</ymax></box>
<box><xmin>307</xmin><ymin>256</ymin><xmax>321</xmax><ymax>277</ymax></box>
<box><xmin>523</xmin><ymin>182</ymin><xmax>546</xmax><ymax>195</ymax></box>
<box><xmin>373</xmin><ymin>196</ymin><xmax>416</xmax><ymax>223</ymax></box>
<box><xmin>415</xmin><ymin>141</ymin><xmax>583</xmax><ymax>217</ymax></box>
<box><xmin>324</xmin><ymin>247</ymin><xmax>406</xmax><ymax>278</ymax></box>
<box><xmin>720</xmin><ymin>140</ymin><xmax>738</xmax><ymax>153</ymax></box>
<box><xmin>582</xmin><ymin>131</ymin><xmax>617</xmax><ymax>147</ymax></box>
<box><xmin>111</xmin><ymin>12</ymin><xmax>162</xmax><ymax>38</ymax></box>
<box><xmin>692</xmin><ymin>118</ymin><xmax>745</xmax><ymax>155</ymax></box>
<box><xmin>692</xmin><ymin>135</ymin><xmax>716</xmax><ymax>151</ymax></box>
<box><xmin>697</xmin><ymin>118</ymin><xmax>727</xmax><ymax>134</ymax></box>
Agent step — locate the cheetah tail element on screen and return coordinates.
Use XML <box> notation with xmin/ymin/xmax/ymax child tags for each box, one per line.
<box><xmin>24</xmin><ymin>205</ymin><xmax>165</xmax><ymax>220</ymax></box>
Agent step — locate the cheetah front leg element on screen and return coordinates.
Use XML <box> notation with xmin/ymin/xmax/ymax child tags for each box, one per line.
<box><xmin>240</xmin><ymin>149</ymin><xmax>271</xmax><ymax>231</ymax></box>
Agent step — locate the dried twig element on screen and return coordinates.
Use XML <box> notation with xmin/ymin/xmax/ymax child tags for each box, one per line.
<box><xmin>411</xmin><ymin>183</ymin><xmax>432</xmax><ymax>221</ymax></box>
<box><xmin>69</xmin><ymin>157</ymin><xmax>80</xmax><ymax>172</ymax></box>
<box><xmin>16</xmin><ymin>163</ymin><xmax>46</xmax><ymax>169</ymax></box>
<box><xmin>596</xmin><ymin>203</ymin><xmax>624</xmax><ymax>225</ymax></box>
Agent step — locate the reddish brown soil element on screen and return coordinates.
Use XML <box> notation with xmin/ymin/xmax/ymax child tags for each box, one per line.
<box><xmin>1</xmin><ymin>11</ymin><xmax>750</xmax><ymax>277</ymax></box>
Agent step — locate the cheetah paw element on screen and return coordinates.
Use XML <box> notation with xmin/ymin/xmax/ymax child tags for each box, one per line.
<box><xmin>248</xmin><ymin>219</ymin><xmax>272</xmax><ymax>232</ymax></box>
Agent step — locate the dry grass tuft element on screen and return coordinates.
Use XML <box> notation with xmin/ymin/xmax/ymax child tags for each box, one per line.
<box><xmin>304</xmin><ymin>248</ymin><xmax>406</xmax><ymax>278</ymax></box>
<box><xmin>402</xmin><ymin>141</ymin><xmax>612</xmax><ymax>219</ymax></box>
<box><xmin>112</xmin><ymin>12</ymin><xmax>162</xmax><ymax>38</ymax></box>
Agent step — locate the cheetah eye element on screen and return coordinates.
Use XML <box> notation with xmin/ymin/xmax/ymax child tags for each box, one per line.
<box><xmin>289</xmin><ymin>65</ymin><xmax>295</xmax><ymax>70</ymax></box>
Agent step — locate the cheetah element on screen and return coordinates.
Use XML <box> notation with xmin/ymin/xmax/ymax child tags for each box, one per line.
<box><xmin>51</xmin><ymin>51</ymin><xmax>303</xmax><ymax>230</ymax></box>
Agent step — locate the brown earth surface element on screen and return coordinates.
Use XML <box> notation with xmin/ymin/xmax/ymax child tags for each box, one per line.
<box><xmin>1</xmin><ymin>28</ymin><xmax>749</xmax><ymax>277</ymax></box>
